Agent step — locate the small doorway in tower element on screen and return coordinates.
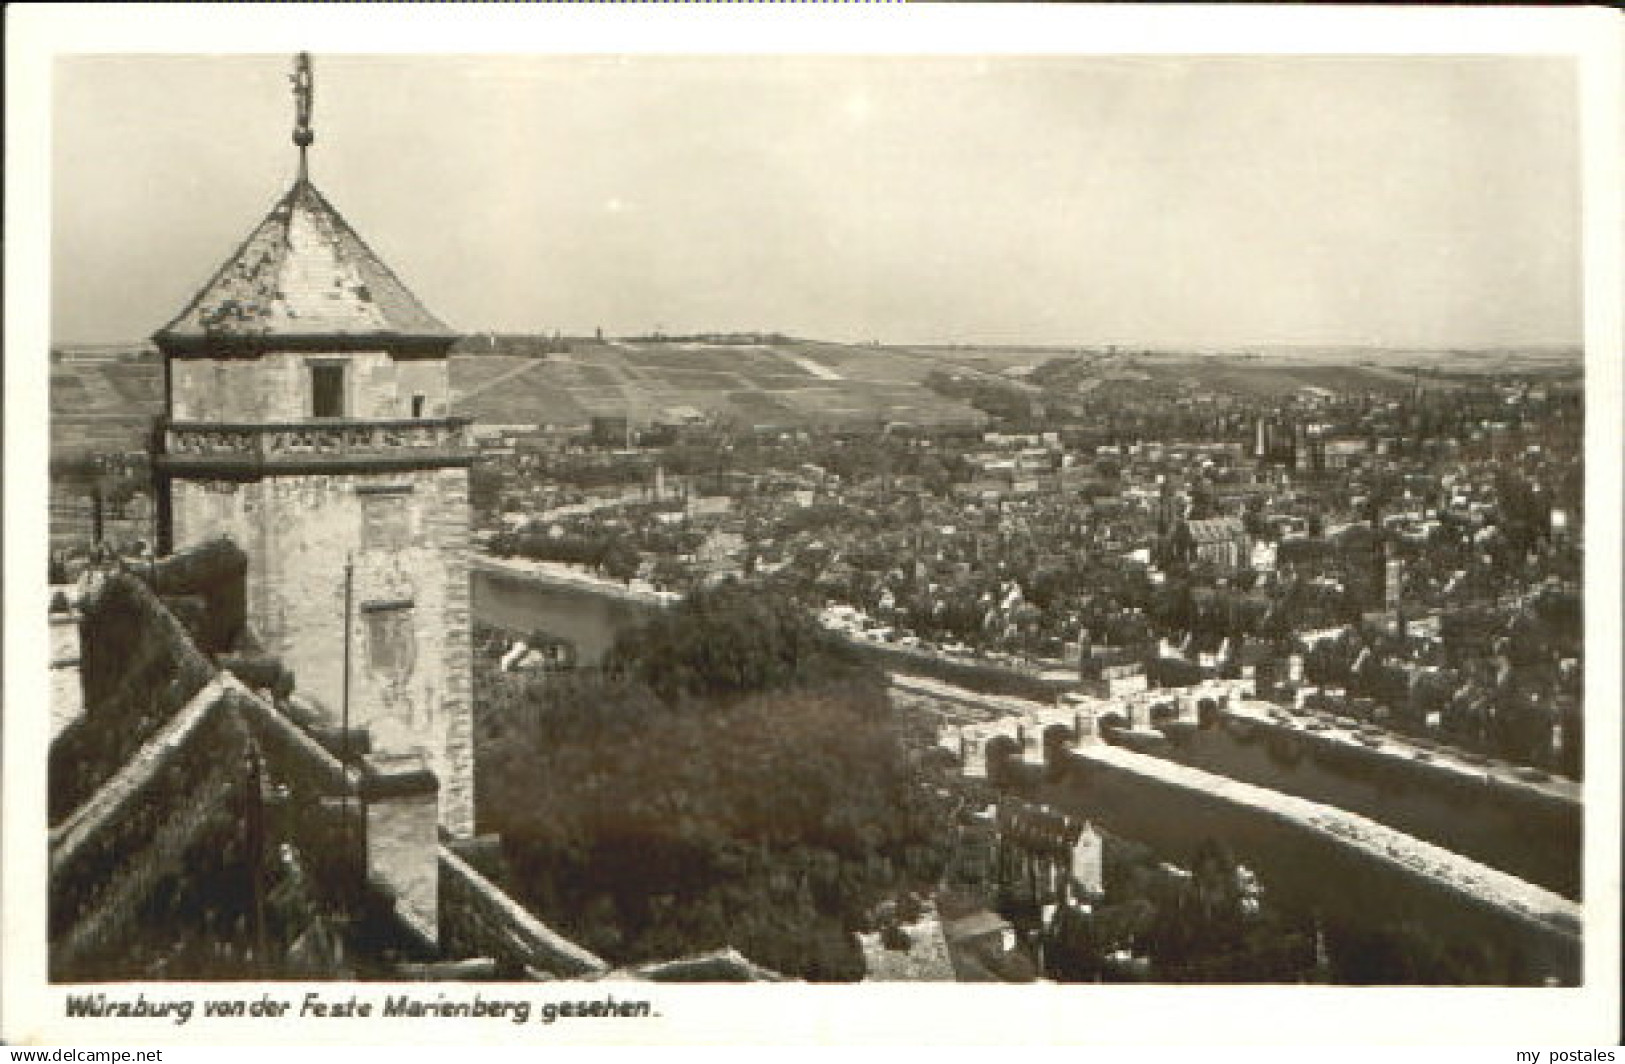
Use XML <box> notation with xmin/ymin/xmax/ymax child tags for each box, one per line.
<box><xmin>411</xmin><ymin>394</ymin><xmax>426</xmax><ymax>418</ymax></box>
<box><xmin>311</xmin><ymin>363</ymin><xmax>345</xmax><ymax>418</ymax></box>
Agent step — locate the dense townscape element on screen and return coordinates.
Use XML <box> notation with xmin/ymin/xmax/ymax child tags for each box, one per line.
<box><xmin>455</xmin><ymin>342</ymin><xmax>1584</xmax><ymax>983</ymax></box>
<box><xmin>474</xmin><ymin>346</ymin><xmax>1583</xmax><ymax>778</ymax></box>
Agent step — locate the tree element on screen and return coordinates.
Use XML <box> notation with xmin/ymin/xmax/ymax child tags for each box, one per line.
<box><xmin>468</xmin><ymin>461</ymin><xmax>505</xmax><ymax>520</ymax></box>
<box><xmin>600</xmin><ymin>539</ymin><xmax>640</xmax><ymax>583</ymax></box>
<box><xmin>476</xmin><ymin>636</ymin><xmax>951</xmax><ymax>980</ymax></box>
<box><xmin>606</xmin><ymin>581</ymin><xmax>872</xmax><ymax>705</ymax></box>
<box><xmin>1324</xmin><ymin>918</ymin><xmax>1512</xmax><ymax>985</ymax></box>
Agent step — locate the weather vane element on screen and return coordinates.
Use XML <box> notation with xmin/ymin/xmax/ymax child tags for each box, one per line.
<box><xmin>291</xmin><ymin>52</ymin><xmax>314</xmax><ymax>180</ymax></box>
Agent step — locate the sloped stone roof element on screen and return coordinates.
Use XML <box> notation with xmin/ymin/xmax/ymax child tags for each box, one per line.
<box><xmin>155</xmin><ymin>179</ymin><xmax>455</xmax><ymax>354</ymax></box>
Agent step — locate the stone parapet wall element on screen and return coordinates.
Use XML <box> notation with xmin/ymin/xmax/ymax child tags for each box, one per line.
<box><xmin>53</xmin><ymin>756</ymin><xmax>242</xmax><ymax>978</ymax></box>
<box><xmin>1073</xmin><ymin>740</ymin><xmax>1581</xmax><ymax>940</ymax></box>
<box><xmin>904</xmin><ymin>674</ymin><xmax>1583</xmax><ymax>984</ymax></box>
<box><xmin>51</xmin><ymin>673</ymin><xmax>231</xmax><ymax>869</ymax></box>
<box><xmin>50</xmin><ymin>677</ymin><xmax>251</xmax><ymax>974</ymax></box>
<box><xmin>54</xmin><ymin>569</ymin><xmax>218</xmax><ymax>822</ymax></box>
<box><xmin>438</xmin><ymin>847</ymin><xmax>608</xmax><ymax>979</ymax></box>
<box><xmin>226</xmin><ymin>676</ymin><xmax>352</xmax><ymax>798</ymax></box>
<box><xmin>51</xmin><ymin>512</ymin><xmax>580</xmax><ymax>975</ymax></box>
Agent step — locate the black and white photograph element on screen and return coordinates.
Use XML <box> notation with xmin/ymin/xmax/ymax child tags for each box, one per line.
<box><xmin>5</xmin><ymin>4</ymin><xmax>1621</xmax><ymax>1048</ymax></box>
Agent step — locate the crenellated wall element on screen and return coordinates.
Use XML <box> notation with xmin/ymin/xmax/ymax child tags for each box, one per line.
<box><xmin>904</xmin><ymin>673</ymin><xmax>1583</xmax><ymax>986</ymax></box>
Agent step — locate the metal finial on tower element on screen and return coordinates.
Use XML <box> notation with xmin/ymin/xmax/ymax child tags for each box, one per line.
<box><xmin>291</xmin><ymin>52</ymin><xmax>315</xmax><ymax>181</ymax></box>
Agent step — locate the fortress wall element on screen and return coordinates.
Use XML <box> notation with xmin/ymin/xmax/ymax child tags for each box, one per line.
<box><xmin>53</xmin><ymin>569</ymin><xmax>217</xmax><ymax>822</ymax></box>
<box><xmin>897</xmin><ymin>674</ymin><xmax>1582</xmax><ymax>984</ymax></box>
<box><xmin>438</xmin><ymin>846</ymin><xmax>609</xmax><ymax>979</ymax></box>
<box><xmin>1043</xmin><ymin>745</ymin><xmax>1581</xmax><ymax>984</ymax></box>
<box><xmin>52</xmin><ymin>567</ymin><xmax>594</xmax><ymax>977</ymax></box>
<box><xmin>1166</xmin><ymin>713</ymin><xmax>1581</xmax><ymax>898</ymax></box>
<box><xmin>49</xmin><ymin>678</ymin><xmax>251</xmax><ymax>975</ymax></box>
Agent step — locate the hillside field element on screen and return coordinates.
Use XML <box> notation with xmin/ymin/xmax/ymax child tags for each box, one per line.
<box><xmin>47</xmin><ymin>340</ymin><xmax>1581</xmax><ymax>461</ymax></box>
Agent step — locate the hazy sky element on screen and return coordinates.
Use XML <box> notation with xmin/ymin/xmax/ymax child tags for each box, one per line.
<box><xmin>52</xmin><ymin>54</ymin><xmax>1580</xmax><ymax>348</ymax></box>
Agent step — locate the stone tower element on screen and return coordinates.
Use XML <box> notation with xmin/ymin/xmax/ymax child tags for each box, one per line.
<box><xmin>152</xmin><ymin>55</ymin><xmax>474</xmax><ymax>836</ymax></box>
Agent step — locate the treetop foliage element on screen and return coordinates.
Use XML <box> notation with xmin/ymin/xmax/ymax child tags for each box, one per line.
<box><xmin>477</xmin><ymin>583</ymin><xmax>945</xmax><ymax>980</ymax></box>
<box><xmin>605</xmin><ymin>579</ymin><xmax>876</xmax><ymax>706</ymax></box>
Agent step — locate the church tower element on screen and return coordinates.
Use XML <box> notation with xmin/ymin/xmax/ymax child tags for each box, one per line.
<box><xmin>152</xmin><ymin>55</ymin><xmax>475</xmax><ymax>836</ymax></box>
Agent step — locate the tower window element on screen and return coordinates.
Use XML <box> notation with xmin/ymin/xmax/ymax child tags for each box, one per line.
<box><xmin>411</xmin><ymin>394</ymin><xmax>426</xmax><ymax>418</ymax></box>
<box><xmin>361</xmin><ymin>492</ymin><xmax>410</xmax><ymax>550</ymax></box>
<box><xmin>311</xmin><ymin>363</ymin><xmax>345</xmax><ymax>418</ymax></box>
<box><xmin>362</xmin><ymin>600</ymin><xmax>416</xmax><ymax>678</ymax></box>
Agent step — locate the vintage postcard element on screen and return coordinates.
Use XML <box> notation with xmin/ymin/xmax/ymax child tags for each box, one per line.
<box><xmin>4</xmin><ymin>3</ymin><xmax>1620</xmax><ymax>1048</ymax></box>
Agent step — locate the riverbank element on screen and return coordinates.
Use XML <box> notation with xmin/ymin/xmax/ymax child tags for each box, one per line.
<box><xmin>470</xmin><ymin>557</ymin><xmax>1076</xmax><ymax>697</ymax></box>
<box><xmin>855</xmin><ymin>639</ymin><xmax>1069</xmax><ymax>701</ymax></box>
<box><xmin>470</xmin><ymin>554</ymin><xmax>674</xmax><ymax>608</ymax></box>
<box><xmin>470</xmin><ymin>559</ymin><xmax>1573</xmax><ymax>813</ymax></box>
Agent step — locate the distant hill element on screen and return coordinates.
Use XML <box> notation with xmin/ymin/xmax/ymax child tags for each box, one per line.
<box><xmin>450</xmin><ymin>339</ymin><xmax>991</xmax><ymax>431</ymax></box>
<box><xmin>50</xmin><ymin>347</ymin><xmax>163</xmax><ymax>461</ymax></box>
<box><xmin>46</xmin><ymin>338</ymin><xmax>1584</xmax><ymax>461</ymax></box>
<box><xmin>1030</xmin><ymin>355</ymin><xmax>1428</xmax><ymax>400</ymax></box>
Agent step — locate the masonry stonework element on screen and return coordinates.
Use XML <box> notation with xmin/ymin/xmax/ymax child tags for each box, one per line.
<box><xmin>156</xmin><ymin>177</ymin><xmax>474</xmax><ymax>837</ymax></box>
<box><xmin>361</xmin><ymin>753</ymin><xmax>442</xmax><ymax>942</ymax></box>
<box><xmin>172</xmin><ymin>464</ymin><xmax>474</xmax><ymax>836</ymax></box>
<box><xmin>171</xmin><ymin>353</ymin><xmax>452</xmax><ymax>423</ymax></box>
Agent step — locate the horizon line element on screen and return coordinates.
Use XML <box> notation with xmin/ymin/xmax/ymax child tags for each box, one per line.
<box><xmin>47</xmin><ymin>336</ymin><xmax>1586</xmax><ymax>354</ymax></box>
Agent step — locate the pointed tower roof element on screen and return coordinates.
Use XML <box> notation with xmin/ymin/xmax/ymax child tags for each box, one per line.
<box><xmin>154</xmin><ymin>178</ymin><xmax>456</xmax><ymax>356</ymax></box>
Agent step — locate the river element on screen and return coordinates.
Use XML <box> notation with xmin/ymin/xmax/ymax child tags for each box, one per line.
<box><xmin>471</xmin><ymin>565</ymin><xmax>655</xmax><ymax>666</ymax></box>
